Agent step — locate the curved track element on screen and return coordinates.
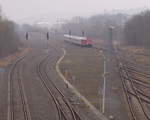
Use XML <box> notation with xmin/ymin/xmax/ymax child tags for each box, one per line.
<box><xmin>8</xmin><ymin>56</ymin><xmax>31</xmax><ymax>120</ymax></box>
<box><xmin>36</xmin><ymin>50</ymin><xmax>83</xmax><ymax>120</ymax></box>
<box><xmin>115</xmin><ymin>49</ymin><xmax>150</xmax><ymax>120</ymax></box>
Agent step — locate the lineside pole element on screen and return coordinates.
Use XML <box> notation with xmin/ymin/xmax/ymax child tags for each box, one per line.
<box><xmin>46</xmin><ymin>32</ymin><xmax>49</xmax><ymax>49</ymax></box>
<box><xmin>102</xmin><ymin>55</ymin><xmax>106</xmax><ymax>114</ymax></box>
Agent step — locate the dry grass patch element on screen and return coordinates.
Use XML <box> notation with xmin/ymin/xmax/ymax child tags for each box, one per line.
<box><xmin>0</xmin><ymin>48</ymin><xmax>31</xmax><ymax>67</ymax></box>
<box><xmin>60</xmin><ymin>45</ymin><xmax>104</xmax><ymax>109</ymax></box>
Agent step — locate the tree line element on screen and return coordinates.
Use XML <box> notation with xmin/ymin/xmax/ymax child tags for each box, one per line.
<box><xmin>59</xmin><ymin>10</ymin><xmax>150</xmax><ymax>49</ymax></box>
<box><xmin>0</xmin><ymin>8</ymin><xmax>20</xmax><ymax>57</ymax></box>
<box><xmin>59</xmin><ymin>13</ymin><xmax>129</xmax><ymax>41</ymax></box>
<box><xmin>124</xmin><ymin>11</ymin><xmax>150</xmax><ymax>48</ymax></box>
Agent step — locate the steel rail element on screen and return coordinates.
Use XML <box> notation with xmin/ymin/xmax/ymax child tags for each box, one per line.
<box><xmin>42</xmin><ymin>54</ymin><xmax>83</xmax><ymax>120</ymax></box>
<box><xmin>122</xmin><ymin>76</ymin><xmax>150</xmax><ymax>89</ymax></box>
<box><xmin>125</xmin><ymin>66</ymin><xmax>150</xmax><ymax>79</ymax></box>
<box><xmin>127</xmin><ymin>90</ymin><xmax>150</xmax><ymax>104</ymax></box>
<box><xmin>122</xmin><ymin>59</ymin><xmax>150</xmax><ymax>71</ymax></box>
<box><xmin>126</xmin><ymin>67</ymin><xmax>150</xmax><ymax>119</ymax></box>
<box><xmin>8</xmin><ymin>56</ymin><xmax>30</xmax><ymax>120</ymax></box>
<box><xmin>115</xmin><ymin>52</ymin><xmax>137</xmax><ymax>120</ymax></box>
<box><xmin>118</xmin><ymin>65</ymin><xmax>137</xmax><ymax>120</ymax></box>
<box><xmin>36</xmin><ymin>55</ymin><xmax>69</xmax><ymax>120</ymax></box>
<box><xmin>121</xmin><ymin>61</ymin><xmax>150</xmax><ymax>120</ymax></box>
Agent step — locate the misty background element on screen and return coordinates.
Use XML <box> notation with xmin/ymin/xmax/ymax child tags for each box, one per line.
<box><xmin>0</xmin><ymin>0</ymin><xmax>150</xmax><ymax>57</ymax></box>
<box><xmin>0</xmin><ymin>0</ymin><xmax>149</xmax><ymax>25</ymax></box>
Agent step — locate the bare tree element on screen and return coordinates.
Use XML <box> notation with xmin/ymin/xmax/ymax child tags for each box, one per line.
<box><xmin>0</xmin><ymin>7</ymin><xmax>20</xmax><ymax>57</ymax></box>
<box><xmin>124</xmin><ymin>11</ymin><xmax>150</xmax><ymax>48</ymax></box>
<box><xmin>60</xmin><ymin>13</ymin><xmax>128</xmax><ymax>42</ymax></box>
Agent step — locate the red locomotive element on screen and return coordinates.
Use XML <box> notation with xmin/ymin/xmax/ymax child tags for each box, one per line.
<box><xmin>64</xmin><ymin>34</ymin><xmax>93</xmax><ymax>47</ymax></box>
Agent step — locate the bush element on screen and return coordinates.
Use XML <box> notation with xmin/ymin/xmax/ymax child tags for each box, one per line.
<box><xmin>0</xmin><ymin>16</ymin><xmax>20</xmax><ymax>57</ymax></box>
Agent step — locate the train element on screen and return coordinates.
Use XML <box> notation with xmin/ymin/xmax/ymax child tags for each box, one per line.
<box><xmin>64</xmin><ymin>34</ymin><xmax>93</xmax><ymax>47</ymax></box>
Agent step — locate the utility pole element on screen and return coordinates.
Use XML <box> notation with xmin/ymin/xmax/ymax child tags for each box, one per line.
<box><xmin>26</xmin><ymin>32</ymin><xmax>29</xmax><ymax>40</ymax></box>
<box><xmin>102</xmin><ymin>55</ymin><xmax>106</xmax><ymax>114</ymax></box>
<box><xmin>103</xmin><ymin>26</ymin><xmax>115</xmax><ymax>117</ymax></box>
<box><xmin>69</xmin><ymin>30</ymin><xmax>71</xmax><ymax>35</ymax></box>
<box><xmin>47</xmin><ymin>32</ymin><xmax>49</xmax><ymax>40</ymax></box>
<box><xmin>25</xmin><ymin>32</ymin><xmax>29</xmax><ymax>48</ymax></box>
<box><xmin>81</xmin><ymin>30</ymin><xmax>85</xmax><ymax>37</ymax></box>
<box><xmin>46</xmin><ymin>32</ymin><xmax>49</xmax><ymax>49</ymax></box>
<box><xmin>108</xmin><ymin>26</ymin><xmax>115</xmax><ymax>52</ymax></box>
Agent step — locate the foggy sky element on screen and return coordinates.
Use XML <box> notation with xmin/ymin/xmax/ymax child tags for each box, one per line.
<box><xmin>0</xmin><ymin>0</ymin><xmax>149</xmax><ymax>25</ymax></box>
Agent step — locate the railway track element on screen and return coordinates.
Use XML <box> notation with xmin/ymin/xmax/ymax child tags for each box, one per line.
<box><xmin>122</xmin><ymin>59</ymin><xmax>150</xmax><ymax>71</ymax></box>
<box><xmin>36</xmin><ymin>53</ymin><xmax>83</xmax><ymax>120</ymax></box>
<box><xmin>116</xmin><ymin>49</ymin><xmax>150</xmax><ymax>88</ymax></box>
<box><xmin>122</xmin><ymin>62</ymin><xmax>150</xmax><ymax>79</ymax></box>
<box><xmin>118</xmin><ymin>62</ymin><xmax>150</xmax><ymax>120</ymax></box>
<box><xmin>123</xmin><ymin>75</ymin><xmax>150</xmax><ymax>89</ymax></box>
<box><xmin>8</xmin><ymin>56</ymin><xmax>31</xmax><ymax>120</ymax></box>
<box><xmin>115</xmin><ymin>49</ymin><xmax>150</xmax><ymax>120</ymax></box>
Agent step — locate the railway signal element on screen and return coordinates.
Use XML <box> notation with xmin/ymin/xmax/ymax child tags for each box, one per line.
<box><xmin>46</xmin><ymin>32</ymin><xmax>49</xmax><ymax>40</ymax></box>
<box><xmin>69</xmin><ymin>30</ymin><xmax>71</xmax><ymax>35</ymax></box>
<box><xmin>25</xmin><ymin>32</ymin><xmax>29</xmax><ymax>40</ymax></box>
<box><xmin>81</xmin><ymin>30</ymin><xmax>85</xmax><ymax>36</ymax></box>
